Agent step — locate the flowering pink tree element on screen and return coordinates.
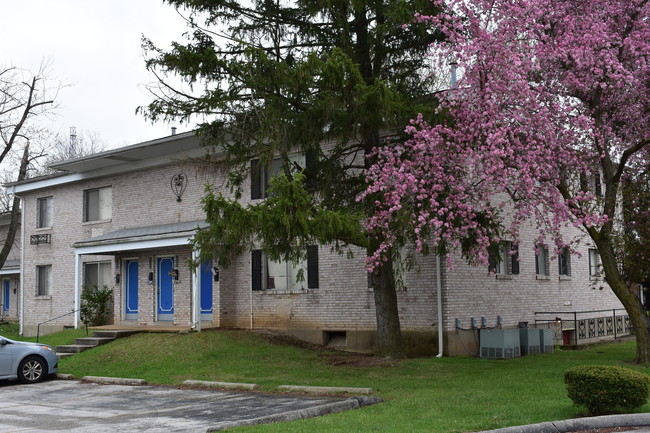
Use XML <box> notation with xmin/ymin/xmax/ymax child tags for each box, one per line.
<box><xmin>363</xmin><ymin>0</ymin><xmax>650</xmax><ymax>361</ymax></box>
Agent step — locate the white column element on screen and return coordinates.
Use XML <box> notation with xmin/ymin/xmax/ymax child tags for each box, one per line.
<box><xmin>74</xmin><ymin>253</ymin><xmax>81</xmax><ymax>328</ymax></box>
<box><xmin>192</xmin><ymin>250</ymin><xmax>201</xmax><ymax>332</ymax></box>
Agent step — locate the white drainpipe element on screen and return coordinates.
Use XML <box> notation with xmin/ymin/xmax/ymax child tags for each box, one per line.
<box><xmin>436</xmin><ymin>254</ymin><xmax>444</xmax><ymax>357</ymax></box>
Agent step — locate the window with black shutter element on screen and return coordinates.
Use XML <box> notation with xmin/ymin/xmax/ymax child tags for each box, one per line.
<box><xmin>510</xmin><ymin>244</ymin><xmax>520</xmax><ymax>275</ymax></box>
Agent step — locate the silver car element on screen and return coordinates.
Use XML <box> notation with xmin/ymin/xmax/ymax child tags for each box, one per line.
<box><xmin>0</xmin><ymin>335</ymin><xmax>59</xmax><ymax>383</ymax></box>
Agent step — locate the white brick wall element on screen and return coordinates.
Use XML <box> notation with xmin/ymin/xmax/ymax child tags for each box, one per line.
<box><xmin>15</xmin><ymin>137</ymin><xmax>623</xmax><ymax>354</ymax></box>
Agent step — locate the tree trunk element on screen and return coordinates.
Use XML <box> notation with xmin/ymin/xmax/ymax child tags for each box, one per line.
<box><xmin>371</xmin><ymin>253</ymin><xmax>407</xmax><ymax>358</ymax></box>
<box><xmin>0</xmin><ymin>144</ymin><xmax>29</xmax><ymax>270</ymax></box>
<box><xmin>596</xmin><ymin>237</ymin><xmax>650</xmax><ymax>363</ymax></box>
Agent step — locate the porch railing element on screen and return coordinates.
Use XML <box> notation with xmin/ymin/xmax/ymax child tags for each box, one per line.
<box><xmin>534</xmin><ymin>309</ymin><xmax>630</xmax><ymax>346</ymax></box>
<box><xmin>36</xmin><ymin>309</ymin><xmax>87</xmax><ymax>343</ymax></box>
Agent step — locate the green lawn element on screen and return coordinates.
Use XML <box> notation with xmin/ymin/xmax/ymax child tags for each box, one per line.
<box><xmin>2</xmin><ymin>326</ymin><xmax>648</xmax><ymax>433</ymax></box>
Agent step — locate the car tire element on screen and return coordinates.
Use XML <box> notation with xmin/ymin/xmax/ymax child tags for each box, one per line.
<box><xmin>17</xmin><ymin>356</ymin><xmax>46</xmax><ymax>384</ymax></box>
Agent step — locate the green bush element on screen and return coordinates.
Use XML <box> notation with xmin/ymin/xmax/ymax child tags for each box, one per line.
<box><xmin>564</xmin><ymin>365</ymin><xmax>649</xmax><ymax>415</ymax></box>
<box><xmin>80</xmin><ymin>285</ymin><xmax>113</xmax><ymax>326</ymax></box>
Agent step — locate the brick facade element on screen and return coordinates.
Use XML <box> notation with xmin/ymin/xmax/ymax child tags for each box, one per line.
<box><xmin>6</xmin><ymin>132</ymin><xmax>625</xmax><ymax>355</ymax></box>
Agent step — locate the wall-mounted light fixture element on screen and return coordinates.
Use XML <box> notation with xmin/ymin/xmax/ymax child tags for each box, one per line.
<box><xmin>212</xmin><ymin>267</ymin><xmax>220</xmax><ymax>282</ymax></box>
<box><xmin>115</xmin><ymin>273</ymin><xmax>121</xmax><ymax>284</ymax></box>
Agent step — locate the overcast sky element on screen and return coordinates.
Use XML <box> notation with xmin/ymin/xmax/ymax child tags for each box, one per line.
<box><xmin>0</xmin><ymin>0</ymin><xmax>191</xmax><ymax>150</ymax></box>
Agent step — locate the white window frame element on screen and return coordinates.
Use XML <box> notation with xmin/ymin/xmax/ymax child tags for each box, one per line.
<box><xmin>84</xmin><ymin>186</ymin><xmax>112</xmax><ymax>222</ymax></box>
<box><xmin>588</xmin><ymin>248</ymin><xmax>601</xmax><ymax>277</ymax></box>
<box><xmin>558</xmin><ymin>247</ymin><xmax>571</xmax><ymax>276</ymax></box>
<box><xmin>535</xmin><ymin>245</ymin><xmax>549</xmax><ymax>277</ymax></box>
<box><xmin>36</xmin><ymin>265</ymin><xmax>52</xmax><ymax>296</ymax></box>
<box><xmin>83</xmin><ymin>261</ymin><xmax>112</xmax><ymax>289</ymax></box>
<box><xmin>37</xmin><ymin>196</ymin><xmax>53</xmax><ymax>228</ymax></box>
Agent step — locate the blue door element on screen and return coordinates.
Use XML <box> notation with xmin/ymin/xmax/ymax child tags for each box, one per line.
<box><xmin>2</xmin><ymin>280</ymin><xmax>9</xmax><ymax>313</ymax></box>
<box><xmin>200</xmin><ymin>261</ymin><xmax>213</xmax><ymax>321</ymax></box>
<box><xmin>157</xmin><ymin>257</ymin><xmax>174</xmax><ymax>321</ymax></box>
<box><xmin>125</xmin><ymin>260</ymin><xmax>139</xmax><ymax>321</ymax></box>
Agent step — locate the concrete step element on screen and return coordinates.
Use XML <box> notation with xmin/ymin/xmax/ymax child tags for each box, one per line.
<box><xmin>90</xmin><ymin>330</ymin><xmax>140</xmax><ymax>339</ymax></box>
<box><xmin>55</xmin><ymin>344</ymin><xmax>95</xmax><ymax>354</ymax></box>
<box><xmin>56</xmin><ymin>352</ymin><xmax>76</xmax><ymax>359</ymax></box>
<box><xmin>73</xmin><ymin>337</ymin><xmax>115</xmax><ymax>346</ymax></box>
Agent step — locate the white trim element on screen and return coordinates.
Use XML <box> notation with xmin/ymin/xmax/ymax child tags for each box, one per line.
<box><xmin>75</xmin><ymin>236</ymin><xmax>193</xmax><ymax>256</ymax></box>
<box><xmin>74</xmin><ymin>253</ymin><xmax>81</xmax><ymax>329</ymax></box>
<box><xmin>7</xmin><ymin>146</ymin><xmax>209</xmax><ymax>195</ymax></box>
<box><xmin>19</xmin><ymin>204</ymin><xmax>25</xmax><ymax>335</ymax></box>
<box><xmin>0</xmin><ymin>269</ymin><xmax>20</xmax><ymax>276</ymax></box>
<box><xmin>192</xmin><ymin>250</ymin><xmax>201</xmax><ymax>332</ymax></box>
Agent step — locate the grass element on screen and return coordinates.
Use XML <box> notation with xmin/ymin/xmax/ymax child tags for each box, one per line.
<box><xmin>2</xmin><ymin>325</ymin><xmax>648</xmax><ymax>432</ymax></box>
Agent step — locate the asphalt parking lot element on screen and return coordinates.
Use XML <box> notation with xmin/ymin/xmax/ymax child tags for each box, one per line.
<box><xmin>0</xmin><ymin>379</ymin><xmax>359</xmax><ymax>432</ymax></box>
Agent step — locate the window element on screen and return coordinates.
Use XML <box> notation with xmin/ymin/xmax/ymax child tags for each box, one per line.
<box><xmin>84</xmin><ymin>262</ymin><xmax>112</xmax><ymax>289</ymax></box>
<box><xmin>558</xmin><ymin>247</ymin><xmax>571</xmax><ymax>276</ymax></box>
<box><xmin>488</xmin><ymin>242</ymin><xmax>519</xmax><ymax>275</ymax></box>
<box><xmin>588</xmin><ymin>248</ymin><xmax>601</xmax><ymax>276</ymax></box>
<box><xmin>251</xmin><ymin>154</ymin><xmax>307</xmax><ymax>199</ymax></box>
<box><xmin>84</xmin><ymin>187</ymin><xmax>112</xmax><ymax>222</ymax></box>
<box><xmin>535</xmin><ymin>245</ymin><xmax>549</xmax><ymax>276</ymax></box>
<box><xmin>37</xmin><ymin>265</ymin><xmax>52</xmax><ymax>296</ymax></box>
<box><xmin>252</xmin><ymin>246</ymin><xmax>318</xmax><ymax>290</ymax></box>
<box><xmin>37</xmin><ymin>196</ymin><xmax>53</xmax><ymax>228</ymax></box>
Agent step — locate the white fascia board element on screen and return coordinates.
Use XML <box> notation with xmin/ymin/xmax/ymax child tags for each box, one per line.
<box><xmin>7</xmin><ymin>146</ymin><xmax>211</xmax><ymax>195</ymax></box>
<box><xmin>0</xmin><ymin>269</ymin><xmax>19</xmax><ymax>276</ymax></box>
<box><xmin>75</xmin><ymin>236</ymin><xmax>193</xmax><ymax>256</ymax></box>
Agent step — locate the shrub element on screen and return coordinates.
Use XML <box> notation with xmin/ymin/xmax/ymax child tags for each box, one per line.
<box><xmin>564</xmin><ymin>365</ymin><xmax>649</xmax><ymax>415</ymax></box>
<box><xmin>80</xmin><ymin>285</ymin><xmax>113</xmax><ymax>326</ymax></box>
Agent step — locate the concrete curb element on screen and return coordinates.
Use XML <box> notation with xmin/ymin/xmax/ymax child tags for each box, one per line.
<box><xmin>81</xmin><ymin>376</ymin><xmax>148</xmax><ymax>386</ymax></box>
<box><xmin>54</xmin><ymin>373</ymin><xmax>76</xmax><ymax>380</ymax></box>
<box><xmin>205</xmin><ymin>397</ymin><xmax>362</xmax><ymax>432</ymax></box>
<box><xmin>479</xmin><ymin>413</ymin><xmax>650</xmax><ymax>433</ymax></box>
<box><xmin>276</xmin><ymin>385</ymin><xmax>374</xmax><ymax>395</ymax></box>
<box><xmin>182</xmin><ymin>379</ymin><xmax>259</xmax><ymax>390</ymax></box>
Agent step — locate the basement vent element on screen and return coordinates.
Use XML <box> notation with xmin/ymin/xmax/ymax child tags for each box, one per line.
<box><xmin>480</xmin><ymin>329</ymin><xmax>521</xmax><ymax>359</ymax></box>
<box><xmin>324</xmin><ymin>331</ymin><xmax>347</xmax><ymax>348</ymax></box>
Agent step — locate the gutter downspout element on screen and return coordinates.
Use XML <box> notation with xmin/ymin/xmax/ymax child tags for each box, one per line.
<box><xmin>436</xmin><ymin>254</ymin><xmax>444</xmax><ymax>357</ymax></box>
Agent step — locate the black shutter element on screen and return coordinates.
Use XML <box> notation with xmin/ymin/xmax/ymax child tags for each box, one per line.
<box><xmin>307</xmin><ymin>245</ymin><xmax>319</xmax><ymax>289</ymax></box>
<box><xmin>251</xmin><ymin>250</ymin><xmax>262</xmax><ymax>291</ymax></box>
<box><xmin>305</xmin><ymin>149</ymin><xmax>317</xmax><ymax>189</ymax></box>
<box><xmin>510</xmin><ymin>244</ymin><xmax>520</xmax><ymax>275</ymax></box>
<box><xmin>251</xmin><ymin>159</ymin><xmax>262</xmax><ymax>199</ymax></box>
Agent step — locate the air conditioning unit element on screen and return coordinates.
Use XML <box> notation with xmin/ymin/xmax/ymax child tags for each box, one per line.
<box><xmin>539</xmin><ymin>328</ymin><xmax>554</xmax><ymax>353</ymax></box>
<box><xmin>480</xmin><ymin>329</ymin><xmax>521</xmax><ymax>359</ymax></box>
<box><xmin>520</xmin><ymin>328</ymin><xmax>541</xmax><ymax>356</ymax></box>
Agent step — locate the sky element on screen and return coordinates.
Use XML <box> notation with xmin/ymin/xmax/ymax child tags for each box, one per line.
<box><xmin>0</xmin><ymin>0</ymin><xmax>191</xmax><ymax>150</ymax></box>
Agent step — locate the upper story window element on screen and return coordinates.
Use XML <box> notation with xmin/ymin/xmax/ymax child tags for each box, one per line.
<box><xmin>558</xmin><ymin>247</ymin><xmax>571</xmax><ymax>276</ymax></box>
<box><xmin>36</xmin><ymin>265</ymin><xmax>52</xmax><ymax>296</ymax></box>
<box><xmin>535</xmin><ymin>244</ymin><xmax>550</xmax><ymax>276</ymax></box>
<box><xmin>84</xmin><ymin>186</ymin><xmax>112</xmax><ymax>222</ymax></box>
<box><xmin>251</xmin><ymin>154</ymin><xmax>307</xmax><ymax>200</ymax></box>
<box><xmin>37</xmin><ymin>196</ymin><xmax>53</xmax><ymax>228</ymax></box>
<box><xmin>588</xmin><ymin>248</ymin><xmax>601</xmax><ymax>277</ymax></box>
<box><xmin>488</xmin><ymin>241</ymin><xmax>519</xmax><ymax>275</ymax></box>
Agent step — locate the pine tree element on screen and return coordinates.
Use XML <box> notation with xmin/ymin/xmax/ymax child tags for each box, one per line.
<box><xmin>142</xmin><ymin>0</ymin><xmax>445</xmax><ymax>357</ymax></box>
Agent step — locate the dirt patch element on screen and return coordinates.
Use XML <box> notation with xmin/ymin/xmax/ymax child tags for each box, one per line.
<box><xmin>252</xmin><ymin>329</ymin><xmax>402</xmax><ymax>367</ymax></box>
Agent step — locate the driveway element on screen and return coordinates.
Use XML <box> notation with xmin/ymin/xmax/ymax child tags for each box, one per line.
<box><xmin>0</xmin><ymin>379</ymin><xmax>359</xmax><ymax>432</ymax></box>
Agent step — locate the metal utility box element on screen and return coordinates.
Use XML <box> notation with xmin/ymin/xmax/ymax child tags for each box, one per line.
<box><xmin>480</xmin><ymin>329</ymin><xmax>521</xmax><ymax>359</ymax></box>
<box><xmin>539</xmin><ymin>328</ymin><xmax>554</xmax><ymax>353</ymax></box>
<box><xmin>519</xmin><ymin>327</ymin><xmax>541</xmax><ymax>356</ymax></box>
